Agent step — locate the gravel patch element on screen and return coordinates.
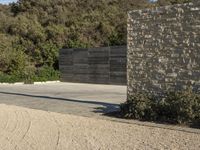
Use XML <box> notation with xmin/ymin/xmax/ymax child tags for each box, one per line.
<box><xmin>0</xmin><ymin>104</ymin><xmax>199</xmax><ymax>150</ymax></box>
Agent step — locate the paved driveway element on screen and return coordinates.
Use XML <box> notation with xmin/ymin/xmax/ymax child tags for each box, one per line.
<box><xmin>0</xmin><ymin>82</ymin><xmax>126</xmax><ymax>118</ymax></box>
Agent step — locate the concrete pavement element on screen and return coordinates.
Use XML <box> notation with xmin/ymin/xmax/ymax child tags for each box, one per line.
<box><xmin>0</xmin><ymin>82</ymin><xmax>127</xmax><ymax>118</ymax></box>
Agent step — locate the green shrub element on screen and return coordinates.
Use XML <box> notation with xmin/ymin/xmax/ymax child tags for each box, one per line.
<box><xmin>121</xmin><ymin>90</ymin><xmax>200</xmax><ymax>127</ymax></box>
<box><xmin>66</xmin><ymin>39</ymin><xmax>89</xmax><ymax>49</ymax></box>
<box><xmin>121</xmin><ymin>92</ymin><xmax>157</xmax><ymax>120</ymax></box>
<box><xmin>23</xmin><ymin>66</ymin><xmax>36</xmax><ymax>84</ymax></box>
<box><xmin>34</xmin><ymin>66</ymin><xmax>60</xmax><ymax>82</ymax></box>
<box><xmin>157</xmin><ymin>90</ymin><xmax>200</xmax><ymax>124</ymax></box>
<box><xmin>0</xmin><ymin>66</ymin><xmax>60</xmax><ymax>84</ymax></box>
<box><xmin>190</xmin><ymin>93</ymin><xmax>200</xmax><ymax>126</ymax></box>
<box><xmin>0</xmin><ymin>72</ymin><xmax>23</xmax><ymax>83</ymax></box>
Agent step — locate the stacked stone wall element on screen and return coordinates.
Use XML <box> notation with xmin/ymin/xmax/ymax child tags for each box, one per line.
<box><xmin>127</xmin><ymin>0</ymin><xmax>200</xmax><ymax>98</ymax></box>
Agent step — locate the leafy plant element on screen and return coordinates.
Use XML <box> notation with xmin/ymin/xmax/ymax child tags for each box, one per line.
<box><xmin>121</xmin><ymin>92</ymin><xmax>156</xmax><ymax>120</ymax></box>
<box><xmin>0</xmin><ymin>71</ymin><xmax>23</xmax><ymax>83</ymax></box>
<box><xmin>34</xmin><ymin>66</ymin><xmax>60</xmax><ymax>82</ymax></box>
<box><xmin>121</xmin><ymin>89</ymin><xmax>200</xmax><ymax>128</ymax></box>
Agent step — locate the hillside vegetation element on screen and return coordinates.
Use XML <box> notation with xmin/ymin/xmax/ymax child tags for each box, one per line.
<box><xmin>0</xmin><ymin>0</ymin><xmax>190</xmax><ymax>82</ymax></box>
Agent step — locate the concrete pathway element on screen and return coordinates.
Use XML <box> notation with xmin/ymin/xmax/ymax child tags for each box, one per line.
<box><xmin>0</xmin><ymin>82</ymin><xmax>127</xmax><ymax>118</ymax></box>
<box><xmin>0</xmin><ymin>104</ymin><xmax>199</xmax><ymax>150</ymax></box>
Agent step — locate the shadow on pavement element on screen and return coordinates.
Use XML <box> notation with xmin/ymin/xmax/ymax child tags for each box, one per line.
<box><xmin>0</xmin><ymin>91</ymin><xmax>120</xmax><ymax>115</ymax></box>
<box><xmin>93</xmin><ymin>106</ymin><xmax>122</xmax><ymax>118</ymax></box>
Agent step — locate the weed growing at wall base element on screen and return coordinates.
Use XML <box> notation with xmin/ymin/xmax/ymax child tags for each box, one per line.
<box><xmin>121</xmin><ymin>89</ymin><xmax>200</xmax><ymax>128</ymax></box>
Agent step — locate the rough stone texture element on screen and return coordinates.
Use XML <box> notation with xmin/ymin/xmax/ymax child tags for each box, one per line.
<box><xmin>59</xmin><ymin>46</ymin><xmax>127</xmax><ymax>85</ymax></box>
<box><xmin>127</xmin><ymin>0</ymin><xmax>200</xmax><ymax>98</ymax></box>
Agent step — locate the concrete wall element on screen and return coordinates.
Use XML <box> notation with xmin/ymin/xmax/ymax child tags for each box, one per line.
<box><xmin>59</xmin><ymin>46</ymin><xmax>127</xmax><ymax>85</ymax></box>
<box><xmin>127</xmin><ymin>0</ymin><xmax>200</xmax><ymax>98</ymax></box>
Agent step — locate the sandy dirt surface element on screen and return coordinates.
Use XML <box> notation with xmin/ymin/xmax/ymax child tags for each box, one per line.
<box><xmin>0</xmin><ymin>104</ymin><xmax>199</xmax><ymax>150</ymax></box>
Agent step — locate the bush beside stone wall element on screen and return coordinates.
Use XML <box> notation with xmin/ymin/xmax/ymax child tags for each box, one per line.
<box><xmin>121</xmin><ymin>89</ymin><xmax>200</xmax><ymax>127</ymax></box>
